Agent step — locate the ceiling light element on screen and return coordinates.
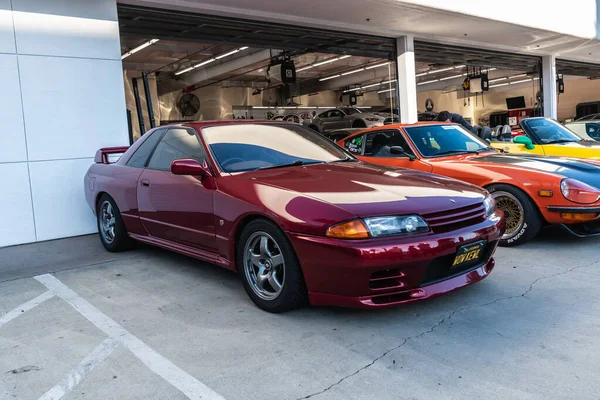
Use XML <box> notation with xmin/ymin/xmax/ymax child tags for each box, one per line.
<box><xmin>356</xmin><ymin>106</ymin><xmax>372</xmax><ymax>108</ymax></box>
<box><xmin>454</xmin><ymin>65</ymin><xmax>466</xmax><ymax>69</ymax></box>
<box><xmin>121</xmin><ymin>38</ymin><xmax>159</xmax><ymax>60</ymax></box>
<box><xmin>511</xmin><ymin>74</ymin><xmax>527</xmax><ymax>79</ymax></box>
<box><xmin>339</xmin><ymin>55</ymin><xmax>352</xmax><ymax>60</ymax></box>
<box><xmin>365</xmin><ymin>62</ymin><xmax>390</xmax><ymax>70</ymax></box>
<box><xmin>510</xmin><ymin>79</ymin><xmax>532</xmax><ymax>85</ymax></box>
<box><xmin>361</xmin><ymin>82</ymin><xmax>383</xmax><ymax>89</ymax></box>
<box><xmin>239</xmin><ymin>46</ymin><xmax>249</xmax><ymax>50</ymax></box>
<box><xmin>319</xmin><ymin>74</ymin><xmax>341</xmax><ymax>81</ymax></box>
<box><xmin>215</xmin><ymin>49</ymin><xmax>240</xmax><ymax>60</ymax></box>
<box><xmin>341</xmin><ymin>68</ymin><xmax>365</xmax><ymax>76</ymax></box>
<box><xmin>417</xmin><ymin>79</ymin><xmax>439</xmax><ymax>85</ymax></box>
<box><xmin>297</xmin><ymin>65</ymin><xmax>314</xmax><ymax>72</ymax></box>
<box><xmin>489</xmin><ymin>77</ymin><xmax>507</xmax><ymax>83</ymax></box>
<box><xmin>429</xmin><ymin>67</ymin><xmax>455</xmax><ymax>74</ymax></box>
<box><xmin>174</xmin><ymin>66</ymin><xmax>194</xmax><ymax>76</ymax></box>
<box><xmin>313</xmin><ymin>58</ymin><xmax>341</xmax><ymax>67</ymax></box>
<box><xmin>439</xmin><ymin>74</ymin><xmax>465</xmax><ymax>81</ymax></box>
<box><xmin>252</xmin><ymin>106</ymin><xmax>270</xmax><ymax>109</ymax></box>
<box><xmin>416</xmin><ymin>72</ymin><xmax>429</xmax><ymax>77</ymax></box>
<box><xmin>490</xmin><ymin>82</ymin><xmax>509</xmax><ymax>88</ymax></box>
<box><xmin>381</xmin><ymin>79</ymin><xmax>397</xmax><ymax>84</ymax></box>
<box><xmin>377</xmin><ymin>88</ymin><xmax>396</xmax><ymax>93</ymax></box>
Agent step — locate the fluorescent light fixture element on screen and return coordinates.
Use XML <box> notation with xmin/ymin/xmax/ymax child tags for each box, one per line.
<box><xmin>417</xmin><ymin>79</ymin><xmax>439</xmax><ymax>85</ymax></box>
<box><xmin>377</xmin><ymin>88</ymin><xmax>396</xmax><ymax>93</ymax></box>
<box><xmin>319</xmin><ymin>74</ymin><xmax>341</xmax><ymax>81</ymax></box>
<box><xmin>215</xmin><ymin>49</ymin><xmax>240</xmax><ymax>59</ymax></box>
<box><xmin>365</xmin><ymin>62</ymin><xmax>390</xmax><ymax>70</ymax></box>
<box><xmin>381</xmin><ymin>79</ymin><xmax>397</xmax><ymax>84</ymax></box>
<box><xmin>296</xmin><ymin>65</ymin><xmax>314</xmax><ymax>72</ymax></box>
<box><xmin>511</xmin><ymin>74</ymin><xmax>527</xmax><ymax>79</ymax></box>
<box><xmin>121</xmin><ymin>38</ymin><xmax>159</xmax><ymax>59</ymax></box>
<box><xmin>339</xmin><ymin>55</ymin><xmax>352</xmax><ymax>60</ymax></box>
<box><xmin>485</xmin><ymin>68</ymin><xmax>497</xmax><ymax>72</ymax></box>
<box><xmin>490</xmin><ymin>82</ymin><xmax>509</xmax><ymax>88</ymax></box>
<box><xmin>510</xmin><ymin>79</ymin><xmax>532</xmax><ymax>85</ymax></box>
<box><xmin>428</xmin><ymin>67</ymin><xmax>455</xmax><ymax>74</ymax></box>
<box><xmin>313</xmin><ymin>58</ymin><xmax>340</xmax><ymax>67</ymax></box>
<box><xmin>416</xmin><ymin>72</ymin><xmax>429</xmax><ymax>77</ymax></box>
<box><xmin>252</xmin><ymin>106</ymin><xmax>270</xmax><ymax>109</ymax></box>
<box><xmin>489</xmin><ymin>77</ymin><xmax>507</xmax><ymax>83</ymax></box>
<box><xmin>341</xmin><ymin>68</ymin><xmax>365</xmax><ymax>76</ymax></box>
<box><xmin>356</xmin><ymin>106</ymin><xmax>372</xmax><ymax>108</ymax></box>
<box><xmin>439</xmin><ymin>74</ymin><xmax>465</xmax><ymax>81</ymax></box>
<box><xmin>454</xmin><ymin>65</ymin><xmax>466</xmax><ymax>69</ymax></box>
<box><xmin>175</xmin><ymin>46</ymin><xmax>248</xmax><ymax>75</ymax></box>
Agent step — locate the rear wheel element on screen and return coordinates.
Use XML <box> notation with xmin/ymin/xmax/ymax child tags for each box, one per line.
<box><xmin>487</xmin><ymin>184</ymin><xmax>541</xmax><ymax>247</ymax></box>
<box><xmin>352</xmin><ymin>120</ymin><xmax>367</xmax><ymax>128</ymax></box>
<box><xmin>237</xmin><ymin>219</ymin><xmax>307</xmax><ymax>312</ymax></box>
<box><xmin>97</xmin><ymin>194</ymin><xmax>133</xmax><ymax>252</ymax></box>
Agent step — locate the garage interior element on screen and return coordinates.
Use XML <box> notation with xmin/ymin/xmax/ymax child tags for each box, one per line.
<box><xmin>118</xmin><ymin>4</ymin><xmax>600</xmax><ymax>142</ymax></box>
<box><xmin>118</xmin><ymin>4</ymin><xmax>398</xmax><ymax>141</ymax></box>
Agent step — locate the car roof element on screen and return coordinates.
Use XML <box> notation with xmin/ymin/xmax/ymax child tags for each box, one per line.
<box><xmin>159</xmin><ymin>120</ymin><xmax>279</xmax><ymax>130</ymax></box>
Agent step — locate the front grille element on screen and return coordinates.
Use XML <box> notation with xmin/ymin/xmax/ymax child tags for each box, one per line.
<box><xmin>422</xmin><ymin>202</ymin><xmax>486</xmax><ymax>233</ymax></box>
<box><xmin>420</xmin><ymin>240</ymin><xmax>497</xmax><ymax>287</ymax></box>
<box><xmin>369</xmin><ymin>268</ymin><xmax>405</xmax><ymax>290</ymax></box>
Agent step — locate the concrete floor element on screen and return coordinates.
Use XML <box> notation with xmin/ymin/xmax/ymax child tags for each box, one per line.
<box><xmin>1</xmin><ymin>227</ymin><xmax>599</xmax><ymax>400</ymax></box>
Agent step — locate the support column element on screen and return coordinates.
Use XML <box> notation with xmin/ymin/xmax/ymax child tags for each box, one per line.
<box><xmin>542</xmin><ymin>55</ymin><xmax>558</xmax><ymax>119</ymax></box>
<box><xmin>395</xmin><ymin>36</ymin><xmax>418</xmax><ymax>124</ymax></box>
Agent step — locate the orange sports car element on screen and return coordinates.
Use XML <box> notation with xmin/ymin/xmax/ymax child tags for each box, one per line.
<box><xmin>338</xmin><ymin>122</ymin><xmax>600</xmax><ymax>246</ymax></box>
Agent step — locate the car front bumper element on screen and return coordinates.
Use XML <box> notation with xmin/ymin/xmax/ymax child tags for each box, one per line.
<box><xmin>287</xmin><ymin>212</ymin><xmax>504</xmax><ymax>308</ymax></box>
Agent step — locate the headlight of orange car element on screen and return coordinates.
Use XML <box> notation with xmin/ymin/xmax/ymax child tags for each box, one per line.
<box><xmin>560</xmin><ymin>179</ymin><xmax>600</xmax><ymax>204</ymax></box>
<box><xmin>326</xmin><ymin>215</ymin><xmax>429</xmax><ymax>239</ymax></box>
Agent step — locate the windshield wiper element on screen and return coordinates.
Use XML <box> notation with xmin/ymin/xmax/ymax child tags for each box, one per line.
<box><xmin>328</xmin><ymin>157</ymin><xmax>358</xmax><ymax>163</ymax></box>
<box><xmin>433</xmin><ymin>150</ymin><xmax>478</xmax><ymax>156</ymax></box>
<box><xmin>256</xmin><ymin>160</ymin><xmax>322</xmax><ymax>171</ymax></box>
<box><xmin>545</xmin><ymin>139</ymin><xmax>580</xmax><ymax>144</ymax></box>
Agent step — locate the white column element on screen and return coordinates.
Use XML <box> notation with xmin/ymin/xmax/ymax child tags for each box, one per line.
<box><xmin>0</xmin><ymin>0</ymin><xmax>128</xmax><ymax>247</ymax></box>
<box><xmin>542</xmin><ymin>55</ymin><xmax>558</xmax><ymax>119</ymax></box>
<box><xmin>395</xmin><ymin>35</ymin><xmax>418</xmax><ymax>124</ymax></box>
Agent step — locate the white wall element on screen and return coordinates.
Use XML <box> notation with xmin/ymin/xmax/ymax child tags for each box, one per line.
<box><xmin>0</xmin><ymin>0</ymin><xmax>128</xmax><ymax>247</ymax></box>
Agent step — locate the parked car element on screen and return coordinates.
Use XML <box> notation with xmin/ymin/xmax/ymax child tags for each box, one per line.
<box><xmin>321</xmin><ymin>128</ymin><xmax>366</xmax><ymax>142</ymax></box>
<box><xmin>490</xmin><ymin>117</ymin><xmax>600</xmax><ymax>159</ymax></box>
<box><xmin>564</xmin><ymin>120</ymin><xmax>600</xmax><ymax>141</ymax></box>
<box><xmin>270</xmin><ymin>112</ymin><xmax>313</xmax><ymax>124</ymax></box>
<box><xmin>85</xmin><ymin>121</ymin><xmax>503</xmax><ymax>312</ymax></box>
<box><xmin>305</xmin><ymin>107</ymin><xmax>386</xmax><ymax>133</ymax></box>
<box><xmin>339</xmin><ymin>123</ymin><xmax>600</xmax><ymax>246</ymax></box>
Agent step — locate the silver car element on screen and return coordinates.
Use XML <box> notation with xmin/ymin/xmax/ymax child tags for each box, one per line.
<box><xmin>565</xmin><ymin>120</ymin><xmax>600</xmax><ymax>141</ymax></box>
<box><xmin>305</xmin><ymin>108</ymin><xmax>386</xmax><ymax>133</ymax></box>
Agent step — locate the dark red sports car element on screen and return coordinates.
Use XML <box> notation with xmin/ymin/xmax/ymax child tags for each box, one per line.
<box><xmin>85</xmin><ymin>121</ymin><xmax>504</xmax><ymax>312</ymax></box>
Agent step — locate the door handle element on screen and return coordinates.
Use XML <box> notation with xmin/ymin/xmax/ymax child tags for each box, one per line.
<box><xmin>141</xmin><ymin>179</ymin><xmax>150</xmax><ymax>187</ymax></box>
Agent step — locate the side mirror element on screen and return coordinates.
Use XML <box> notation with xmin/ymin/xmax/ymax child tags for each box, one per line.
<box><xmin>171</xmin><ymin>159</ymin><xmax>211</xmax><ymax>177</ymax></box>
<box><xmin>390</xmin><ymin>146</ymin><xmax>416</xmax><ymax>161</ymax></box>
<box><xmin>513</xmin><ymin>135</ymin><xmax>535</xmax><ymax>150</ymax></box>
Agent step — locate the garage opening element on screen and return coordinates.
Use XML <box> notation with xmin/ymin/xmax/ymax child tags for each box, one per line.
<box><xmin>413</xmin><ymin>41</ymin><xmax>544</xmax><ymax>134</ymax></box>
<box><xmin>117</xmin><ymin>4</ymin><xmax>398</xmax><ymax>142</ymax></box>
<box><xmin>556</xmin><ymin>59</ymin><xmax>600</xmax><ymax>121</ymax></box>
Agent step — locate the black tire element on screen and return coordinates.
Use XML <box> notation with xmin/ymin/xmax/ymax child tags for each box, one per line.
<box><xmin>237</xmin><ymin>219</ymin><xmax>308</xmax><ymax>312</ymax></box>
<box><xmin>487</xmin><ymin>184</ymin><xmax>542</xmax><ymax>247</ymax></box>
<box><xmin>96</xmin><ymin>194</ymin><xmax>133</xmax><ymax>252</ymax></box>
<box><xmin>352</xmin><ymin>120</ymin><xmax>367</xmax><ymax>128</ymax></box>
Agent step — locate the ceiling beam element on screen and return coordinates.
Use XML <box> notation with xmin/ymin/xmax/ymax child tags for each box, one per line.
<box><xmin>157</xmin><ymin>49</ymin><xmax>279</xmax><ymax>95</ymax></box>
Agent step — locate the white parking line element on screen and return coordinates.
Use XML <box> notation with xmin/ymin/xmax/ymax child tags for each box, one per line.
<box><xmin>0</xmin><ymin>291</ymin><xmax>54</xmax><ymax>328</ymax></box>
<box><xmin>38</xmin><ymin>337</ymin><xmax>120</xmax><ymax>400</ymax></box>
<box><xmin>34</xmin><ymin>274</ymin><xmax>226</xmax><ymax>400</ymax></box>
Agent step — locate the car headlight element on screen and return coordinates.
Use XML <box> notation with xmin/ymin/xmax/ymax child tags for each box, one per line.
<box><xmin>365</xmin><ymin>117</ymin><xmax>382</xmax><ymax>122</ymax></box>
<box><xmin>363</xmin><ymin>215</ymin><xmax>429</xmax><ymax>237</ymax></box>
<box><xmin>483</xmin><ymin>194</ymin><xmax>496</xmax><ymax>217</ymax></box>
<box><xmin>560</xmin><ymin>178</ymin><xmax>600</xmax><ymax>204</ymax></box>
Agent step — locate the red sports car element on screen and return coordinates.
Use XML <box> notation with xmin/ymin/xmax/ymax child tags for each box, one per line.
<box><xmin>85</xmin><ymin>121</ymin><xmax>504</xmax><ymax>312</ymax></box>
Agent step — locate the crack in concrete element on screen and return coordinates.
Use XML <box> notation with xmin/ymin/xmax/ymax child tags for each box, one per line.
<box><xmin>296</xmin><ymin>260</ymin><xmax>598</xmax><ymax>400</ymax></box>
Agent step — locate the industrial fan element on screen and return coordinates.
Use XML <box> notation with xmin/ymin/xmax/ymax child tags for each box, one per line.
<box><xmin>177</xmin><ymin>93</ymin><xmax>200</xmax><ymax>117</ymax></box>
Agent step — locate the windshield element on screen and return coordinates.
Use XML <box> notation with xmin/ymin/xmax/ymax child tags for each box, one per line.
<box><xmin>201</xmin><ymin>123</ymin><xmax>351</xmax><ymax>173</ymax></box>
<box><xmin>404</xmin><ymin>124</ymin><xmax>491</xmax><ymax>157</ymax></box>
<box><xmin>565</xmin><ymin>122</ymin><xmax>600</xmax><ymax>141</ymax></box>
<box><xmin>341</xmin><ymin>108</ymin><xmax>361</xmax><ymax>115</ymax></box>
<box><xmin>521</xmin><ymin>118</ymin><xmax>581</xmax><ymax>144</ymax></box>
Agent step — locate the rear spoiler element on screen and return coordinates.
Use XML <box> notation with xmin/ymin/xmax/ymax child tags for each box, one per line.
<box><xmin>94</xmin><ymin>146</ymin><xmax>129</xmax><ymax>164</ymax></box>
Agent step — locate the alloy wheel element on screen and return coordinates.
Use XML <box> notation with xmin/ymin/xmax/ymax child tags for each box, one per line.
<box><xmin>243</xmin><ymin>232</ymin><xmax>285</xmax><ymax>301</ymax></box>
<box><xmin>99</xmin><ymin>200</ymin><xmax>116</xmax><ymax>244</ymax></box>
<box><xmin>493</xmin><ymin>191</ymin><xmax>525</xmax><ymax>240</ymax></box>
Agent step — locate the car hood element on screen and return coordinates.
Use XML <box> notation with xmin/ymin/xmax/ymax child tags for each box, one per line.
<box><xmin>240</xmin><ymin>162</ymin><xmax>486</xmax><ymax>218</ymax></box>
<box><xmin>441</xmin><ymin>153</ymin><xmax>600</xmax><ymax>189</ymax></box>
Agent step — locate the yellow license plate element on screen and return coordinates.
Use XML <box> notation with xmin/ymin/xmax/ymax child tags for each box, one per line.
<box><xmin>452</xmin><ymin>241</ymin><xmax>486</xmax><ymax>268</ymax></box>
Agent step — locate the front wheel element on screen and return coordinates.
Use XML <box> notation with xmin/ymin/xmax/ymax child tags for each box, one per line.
<box><xmin>487</xmin><ymin>184</ymin><xmax>542</xmax><ymax>247</ymax></box>
<box><xmin>237</xmin><ymin>219</ymin><xmax>307</xmax><ymax>312</ymax></box>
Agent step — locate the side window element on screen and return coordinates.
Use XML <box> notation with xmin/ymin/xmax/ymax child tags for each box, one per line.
<box><xmin>147</xmin><ymin>128</ymin><xmax>207</xmax><ymax>171</ymax></box>
<box><xmin>126</xmin><ymin>129</ymin><xmax>165</xmax><ymax>168</ymax></box>
<box><xmin>364</xmin><ymin>131</ymin><xmax>415</xmax><ymax>157</ymax></box>
<box><xmin>318</xmin><ymin>111</ymin><xmax>330</xmax><ymax>118</ymax></box>
<box><xmin>567</xmin><ymin>123</ymin><xmax>585</xmax><ymax>137</ymax></box>
<box><xmin>329</xmin><ymin>110</ymin><xmax>344</xmax><ymax>118</ymax></box>
<box><xmin>344</xmin><ymin>135</ymin><xmax>365</xmax><ymax>154</ymax></box>
<box><xmin>586</xmin><ymin>123</ymin><xmax>600</xmax><ymax>139</ymax></box>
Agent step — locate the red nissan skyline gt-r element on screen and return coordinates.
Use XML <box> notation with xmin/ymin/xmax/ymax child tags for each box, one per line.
<box><xmin>85</xmin><ymin>121</ymin><xmax>504</xmax><ymax>312</ymax></box>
